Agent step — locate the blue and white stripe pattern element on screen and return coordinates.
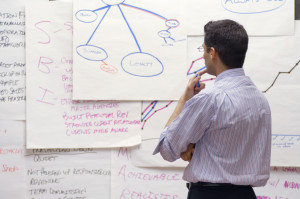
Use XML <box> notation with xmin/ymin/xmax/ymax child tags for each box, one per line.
<box><xmin>153</xmin><ymin>68</ymin><xmax>272</xmax><ymax>187</ymax></box>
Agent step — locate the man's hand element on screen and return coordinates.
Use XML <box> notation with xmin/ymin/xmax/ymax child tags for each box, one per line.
<box><xmin>182</xmin><ymin>69</ymin><xmax>207</xmax><ymax>102</ymax></box>
<box><xmin>165</xmin><ymin>69</ymin><xmax>207</xmax><ymax>127</ymax></box>
<box><xmin>180</xmin><ymin>143</ymin><xmax>195</xmax><ymax>162</ymax></box>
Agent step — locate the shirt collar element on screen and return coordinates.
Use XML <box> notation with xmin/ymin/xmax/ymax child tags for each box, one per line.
<box><xmin>215</xmin><ymin>68</ymin><xmax>245</xmax><ymax>83</ymax></box>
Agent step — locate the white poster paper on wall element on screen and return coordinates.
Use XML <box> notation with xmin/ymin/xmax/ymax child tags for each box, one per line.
<box><xmin>185</xmin><ymin>0</ymin><xmax>294</xmax><ymax>36</ymax></box>
<box><xmin>73</xmin><ymin>0</ymin><xmax>187</xmax><ymax>100</ymax></box>
<box><xmin>26</xmin><ymin>0</ymin><xmax>141</xmax><ymax>148</ymax></box>
<box><xmin>254</xmin><ymin>167</ymin><xmax>300</xmax><ymax>198</ymax></box>
<box><xmin>111</xmin><ymin>147</ymin><xmax>188</xmax><ymax>198</ymax></box>
<box><xmin>25</xmin><ymin>148</ymin><xmax>111</xmax><ymax>199</ymax></box>
<box><xmin>131</xmin><ymin>101</ymin><xmax>188</xmax><ymax>167</ymax></box>
<box><xmin>0</xmin><ymin>120</ymin><xmax>26</xmax><ymax>199</ymax></box>
<box><xmin>186</xmin><ymin>22</ymin><xmax>300</xmax><ymax>166</ymax></box>
<box><xmin>0</xmin><ymin>2</ymin><xmax>26</xmax><ymax>120</ymax></box>
<box><xmin>245</xmin><ymin>22</ymin><xmax>300</xmax><ymax>166</ymax></box>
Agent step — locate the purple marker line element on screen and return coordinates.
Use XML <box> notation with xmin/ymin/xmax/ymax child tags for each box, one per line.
<box><xmin>142</xmin><ymin>101</ymin><xmax>156</xmax><ymax>114</ymax></box>
<box><xmin>142</xmin><ymin>101</ymin><xmax>173</xmax><ymax>130</ymax></box>
<box><xmin>187</xmin><ymin>57</ymin><xmax>203</xmax><ymax>75</ymax></box>
<box><xmin>201</xmin><ymin>78</ymin><xmax>216</xmax><ymax>82</ymax></box>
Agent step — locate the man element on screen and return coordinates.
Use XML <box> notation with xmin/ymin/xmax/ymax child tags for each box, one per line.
<box><xmin>153</xmin><ymin>19</ymin><xmax>271</xmax><ymax>199</ymax></box>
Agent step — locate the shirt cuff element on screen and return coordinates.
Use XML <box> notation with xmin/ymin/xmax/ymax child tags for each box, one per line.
<box><xmin>152</xmin><ymin>127</ymin><xmax>168</xmax><ymax>155</ymax></box>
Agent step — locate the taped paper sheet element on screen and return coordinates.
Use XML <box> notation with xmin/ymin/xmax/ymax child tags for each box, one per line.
<box><xmin>26</xmin><ymin>0</ymin><xmax>141</xmax><ymax>148</ymax></box>
<box><xmin>73</xmin><ymin>0</ymin><xmax>187</xmax><ymax>100</ymax></box>
<box><xmin>254</xmin><ymin>167</ymin><xmax>300</xmax><ymax>198</ymax></box>
<box><xmin>25</xmin><ymin>148</ymin><xmax>111</xmax><ymax>199</ymax></box>
<box><xmin>186</xmin><ymin>22</ymin><xmax>300</xmax><ymax>166</ymax></box>
<box><xmin>111</xmin><ymin>147</ymin><xmax>188</xmax><ymax>198</ymax></box>
<box><xmin>185</xmin><ymin>0</ymin><xmax>294</xmax><ymax>36</ymax></box>
<box><xmin>131</xmin><ymin>101</ymin><xmax>188</xmax><ymax>167</ymax></box>
<box><xmin>0</xmin><ymin>2</ymin><xmax>26</xmax><ymax>120</ymax></box>
<box><xmin>0</xmin><ymin>120</ymin><xmax>26</xmax><ymax>199</ymax></box>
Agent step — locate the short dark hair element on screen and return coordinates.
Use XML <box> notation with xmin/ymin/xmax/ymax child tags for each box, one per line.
<box><xmin>204</xmin><ymin>19</ymin><xmax>248</xmax><ymax>69</ymax></box>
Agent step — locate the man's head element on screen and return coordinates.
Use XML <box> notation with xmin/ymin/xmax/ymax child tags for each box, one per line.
<box><xmin>203</xmin><ymin>19</ymin><xmax>248</xmax><ymax>71</ymax></box>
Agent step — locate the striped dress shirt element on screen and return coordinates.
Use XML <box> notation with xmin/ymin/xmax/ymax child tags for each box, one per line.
<box><xmin>153</xmin><ymin>68</ymin><xmax>272</xmax><ymax>187</ymax></box>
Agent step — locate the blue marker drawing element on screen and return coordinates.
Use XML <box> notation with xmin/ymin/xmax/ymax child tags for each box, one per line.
<box><xmin>75</xmin><ymin>0</ymin><xmax>184</xmax><ymax>77</ymax></box>
<box><xmin>142</xmin><ymin>101</ymin><xmax>158</xmax><ymax>121</ymax></box>
<box><xmin>221</xmin><ymin>0</ymin><xmax>287</xmax><ymax>14</ymax></box>
<box><xmin>93</xmin><ymin>5</ymin><xmax>110</xmax><ymax>12</ymax></box>
<box><xmin>187</xmin><ymin>57</ymin><xmax>206</xmax><ymax>76</ymax></box>
<box><xmin>121</xmin><ymin>52</ymin><xmax>164</xmax><ymax>77</ymax></box>
<box><xmin>86</xmin><ymin>6</ymin><xmax>111</xmax><ymax>45</ymax></box>
<box><xmin>117</xmin><ymin>5</ymin><xmax>142</xmax><ymax>53</ymax></box>
<box><xmin>272</xmin><ymin>134</ymin><xmax>300</xmax><ymax>149</ymax></box>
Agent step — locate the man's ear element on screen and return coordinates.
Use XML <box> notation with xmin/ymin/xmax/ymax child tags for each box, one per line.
<box><xmin>210</xmin><ymin>47</ymin><xmax>217</xmax><ymax>59</ymax></box>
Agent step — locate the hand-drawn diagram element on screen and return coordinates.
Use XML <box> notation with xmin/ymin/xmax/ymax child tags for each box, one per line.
<box><xmin>187</xmin><ymin>57</ymin><xmax>206</xmax><ymax>76</ymax></box>
<box><xmin>141</xmin><ymin>57</ymin><xmax>215</xmax><ymax>130</ymax></box>
<box><xmin>272</xmin><ymin>134</ymin><xmax>300</xmax><ymax>149</ymax></box>
<box><xmin>141</xmin><ymin>100</ymin><xmax>173</xmax><ymax>130</ymax></box>
<box><xmin>75</xmin><ymin>0</ymin><xmax>182</xmax><ymax>77</ymax></box>
<box><xmin>186</xmin><ymin>0</ymin><xmax>293</xmax><ymax>35</ymax></box>
<box><xmin>263</xmin><ymin>60</ymin><xmax>300</xmax><ymax>93</ymax></box>
<box><xmin>73</xmin><ymin>0</ymin><xmax>187</xmax><ymax>100</ymax></box>
<box><xmin>221</xmin><ymin>0</ymin><xmax>287</xmax><ymax>15</ymax></box>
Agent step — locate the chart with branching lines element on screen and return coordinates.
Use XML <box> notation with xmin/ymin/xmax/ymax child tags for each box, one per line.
<box><xmin>73</xmin><ymin>0</ymin><xmax>187</xmax><ymax>100</ymax></box>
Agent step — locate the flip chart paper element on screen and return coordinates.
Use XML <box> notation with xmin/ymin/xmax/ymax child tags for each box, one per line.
<box><xmin>186</xmin><ymin>21</ymin><xmax>300</xmax><ymax>166</ymax></box>
<box><xmin>245</xmin><ymin>22</ymin><xmax>300</xmax><ymax>166</ymax></box>
<box><xmin>0</xmin><ymin>2</ymin><xmax>26</xmax><ymax>120</ymax></box>
<box><xmin>254</xmin><ymin>167</ymin><xmax>300</xmax><ymax>198</ymax></box>
<box><xmin>25</xmin><ymin>148</ymin><xmax>111</xmax><ymax>199</ymax></box>
<box><xmin>26</xmin><ymin>0</ymin><xmax>141</xmax><ymax>148</ymax></box>
<box><xmin>73</xmin><ymin>0</ymin><xmax>187</xmax><ymax>100</ymax></box>
<box><xmin>111</xmin><ymin>147</ymin><xmax>188</xmax><ymax>198</ymax></box>
<box><xmin>131</xmin><ymin>101</ymin><xmax>188</xmax><ymax>167</ymax></box>
<box><xmin>185</xmin><ymin>0</ymin><xmax>294</xmax><ymax>36</ymax></box>
<box><xmin>0</xmin><ymin>120</ymin><xmax>26</xmax><ymax>199</ymax></box>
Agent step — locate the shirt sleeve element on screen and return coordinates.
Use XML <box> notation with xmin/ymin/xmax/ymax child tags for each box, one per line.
<box><xmin>153</xmin><ymin>92</ymin><xmax>215</xmax><ymax>162</ymax></box>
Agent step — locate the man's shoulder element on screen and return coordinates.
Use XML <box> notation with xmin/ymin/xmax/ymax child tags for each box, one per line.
<box><xmin>199</xmin><ymin>84</ymin><xmax>226</xmax><ymax>99</ymax></box>
<box><xmin>186</xmin><ymin>86</ymin><xmax>225</xmax><ymax>108</ymax></box>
